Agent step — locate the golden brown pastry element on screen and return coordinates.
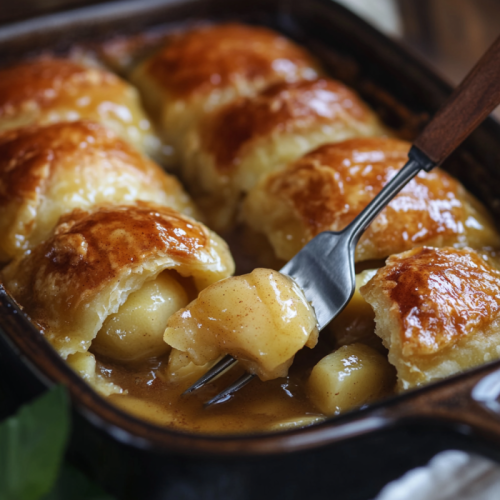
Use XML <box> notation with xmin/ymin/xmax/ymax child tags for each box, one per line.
<box><xmin>1</xmin><ymin>203</ymin><xmax>234</xmax><ymax>391</ymax></box>
<box><xmin>0</xmin><ymin>121</ymin><xmax>198</xmax><ymax>263</ymax></box>
<box><xmin>163</xmin><ymin>268</ymin><xmax>318</xmax><ymax>381</ymax></box>
<box><xmin>185</xmin><ymin>79</ymin><xmax>386</xmax><ymax>230</ymax></box>
<box><xmin>0</xmin><ymin>58</ymin><xmax>160</xmax><ymax>158</ymax></box>
<box><xmin>131</xmin><ymin>22</ymin><xmax>321</xmax><ymax>166</ymax></box>
<box><xmin>243</xmin><ymin>138</ymin><xmax>500</xmax><ymax>261</ymax></box>
<box><xmin>360</xmin><ymin>247</ymin><xmax>500</xmax><ymax>390</ymax></box>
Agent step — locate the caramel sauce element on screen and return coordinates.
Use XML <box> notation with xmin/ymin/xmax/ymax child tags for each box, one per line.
<box><xmin>101</xmin><ymin>337</ymin><xmax>332</xmax><ymax>434</ymax></box>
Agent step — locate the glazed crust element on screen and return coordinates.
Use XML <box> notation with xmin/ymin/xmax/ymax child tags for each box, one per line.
<box><xmin>131</xmin><ymin>23</ymin><xmax>321</xmax><ymax>167</ymax></box>
<box><xmin>1</xmin><ymin>202</ymin><xmax>234</xmax><ymax>358</ymax></box>
<box><xmin>360</xmin><ymin>247</ymin><xmax>500</xmax><ymax>389</ymax></box>
<box><xmin>0</xmin><ymin>121</ymin><xmax>198</xmax><ymax>262</ymax></box>
<box><xmin>201</xmin><ymin>79</ymin><xmax>378</xmax><ymax>173</ymax></box>
<box><xmin>184</xmin><ymin>80</ymin><xmax>385</xmax><ymax>231</ymax></box>
<box><xmin>0</xmin><ymin>58</ymin><xmax>121</xmax><ymax>117</ymax></box>
<box><xmin>0</xmin><ymin>58</ymin><xmax>159</xmax><ymax>157</ymax></box>
<box><xmin>141</xmin><ymin>23</ymin><xmax>319</xmax><ymax>100</ymax></box>
<box><xmin>243</xmin><ymin>138</ymin><xmax>500</xmax><ymax>261</ymax></box>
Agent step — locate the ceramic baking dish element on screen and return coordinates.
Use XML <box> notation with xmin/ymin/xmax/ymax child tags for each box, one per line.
<box><xmin>2</xmin><ymin>0</ymin><xmax>500</xmax><ymax>498</ymax></box>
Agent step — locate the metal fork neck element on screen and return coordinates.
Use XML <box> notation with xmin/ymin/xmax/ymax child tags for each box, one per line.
<box><xmin>344</xmin><ymin>146</ymin><xmax>435</xmax><ymax>250</ymax></box>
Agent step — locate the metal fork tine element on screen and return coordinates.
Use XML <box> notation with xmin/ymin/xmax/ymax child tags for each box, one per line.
<box><xmin>204</xmin><ymin>373</ymin><xmax>256</xmax><ymax>407</ymax></box>
<box><xmin>182</xmin><ymin>354</ymin><xmax>237</xmax><ymax>395</ymax></box>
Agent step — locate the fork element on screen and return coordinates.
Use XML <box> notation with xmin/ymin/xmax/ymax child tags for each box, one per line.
<box><xmin>185</xmin><ymin>34</ymin><xmax>500</xmax><ymax>407</ymax></box>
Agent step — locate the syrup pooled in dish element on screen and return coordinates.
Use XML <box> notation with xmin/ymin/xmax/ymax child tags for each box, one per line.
<box><xmin>107</xmin><ymin>267</ymin><xmax>328</xmax><ymax>434</ymax></box>
<box><xmin>184</xmin><ymin>79</ymin><xmax>386</xmax><ymax>230</ymax></box>
<box><xmin>360</xmin><ymin>247</ymin><xmax>500</xmax><ymax>390</ymax></box>
<box><xmin>0</xmin><ymin>121</ymin><xmax>198</xmax><ymax>263</ymax></box>
<box><xmin>243</xmin><ymin>138</ymin><xmax>500</xmax><ymax>262</ymax></box>
<box><xmin>0</xmin><ymin>58</ymin><xmax>160</xmax><ymax>159</ymax></box>
<box><xmin>163</xmin><ymin>268</ymin><xmax>319</xmax><ymax>381</ymax></box>
<box><xmin>1</xmin><ymin>202</ymin><xmax>234</xmax><ymax>393</ymax></box>
<box><xmin>131</xmin><ymin>22</ymin><xmax>321</xmax><ymax>166</ymax></box>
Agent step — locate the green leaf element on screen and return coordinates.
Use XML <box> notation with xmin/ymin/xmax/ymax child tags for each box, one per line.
<box><xmin>42</xmin><ymin>464</ymin><xmax>114</xmax><ymax>500</ymax></box>
<box><xmin>0</xmin><ymin>385</ymin><xmax>70</xmax><ymax>500</ymax></box>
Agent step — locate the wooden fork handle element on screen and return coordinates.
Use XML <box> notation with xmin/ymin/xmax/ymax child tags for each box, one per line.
<box><xmin>414</xmin><ymin>34</ymin><xmax>500</xmax><ymax>168</ymax></box>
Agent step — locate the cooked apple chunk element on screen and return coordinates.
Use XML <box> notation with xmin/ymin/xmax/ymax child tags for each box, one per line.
<box><xmin>92</xmin><ymin>271</ymin><xmax>189</xmax><ymax>363</ymax></box>
<box><xmin>164</xmin><ymin>268</ymin><xmax>318</xmax><ymax>381</ymax></box>
<box><xmin>1</xmin><ymin>202</ymin><xmax>234</xmax><ymax>393</ymax></box>
<box><xmin>360</xmin><ymin>247</ymin><xmax>500</xmax><ymax>390</ymax></box>
<box><xmin>308</xmin><ymin>343</ymin><xmax>395</xmax><ymax>415</ymax></box>
<box><xmin>327</xmin><ymin>269</ymin><xmax>382</xmax><ymax>352</ymax></box>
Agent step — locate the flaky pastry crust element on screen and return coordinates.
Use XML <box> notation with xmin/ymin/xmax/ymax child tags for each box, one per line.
<box><xmin>360</xmin><ymin>247</ymin><xmax>500</xmax><ymax>390</ymax></box>
<box><xmin>0</xmin><ymin>121</ymin><xmax>198</xmax><ymax>262</ymax></box>
<box><xmin>1</xmin><ymin>202</ymin><xmax>234</xmax><ymax>359</ymax></box>
<box><xmin>141</xmin><ymin>23</ymin><xmax>319</xmax><ymax>100</ymax></box>
<box><xmin>243</xmin><ymin>138</ymin><xmax>500</xmax><ymax>261</ymax></box>
<box><xmin>0</xmin><ymin>58</ymin><xmax>160</xmax><ymax>158</ymax></box>
<box><xmin>131</xmin><ymin>23</ymin><xmax>320</xmax><ymax>166</ymax></box>
<box><xmin>184</xmin><ymin>80</ymin><xmax>385</xmax><ymax>230</ymax></box>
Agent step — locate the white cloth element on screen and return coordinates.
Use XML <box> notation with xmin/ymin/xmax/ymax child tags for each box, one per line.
<box><xmin>376</xmin><ymin>450</ymin><xmax>500</xmax><ymax>500</ymax></box>
<box><xmin>333</xmin><ymin>0</ymin><xmax>402</xmax><ymax>36</ymax></box>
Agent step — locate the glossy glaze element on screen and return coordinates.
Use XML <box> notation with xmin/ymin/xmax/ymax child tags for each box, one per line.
<box><xmin>105</xmin><ymin>341</ymin><xmax>328</xmax><ymax>434</ymax></box>
<box><xmin>131</xmin><ymin>22</ymin><xmax>321</xmax><ymax>171</ymax></box>
<box><xmin>243</xmin><ymin>138</ymin><xmax>500</xmax><ymax>261</ymax></box>
<box><xmin>374</xmin><ymin>247</ymin><xmax>500</xmax><ymax>355</ymax></box>
<box><xmin>184</xmin><ymin>78</ymin><xmax>385</xmax><ymax>232</ymax></box>
<box><xmin>145</xmin><ymin>23</ymin><xmax>320</xmax><ymax>99</ymax></box>
<box><xmin>0</xmin><ymin>58</ymin><xmax>159</xmax><ymax>156</ymax></box>
<box><xmin>0</xmin><ymin>58</ymin><xmax>119</xmax><ymax>115</ymax></box>
<box><xmin>0</xmin><ymin>121</ymin><xmax>197</xmax><ymax>262</ymax></box>
<box><xmin>361</xmin><ymin>247</ymin><xmax>500</xmax><ymax>390</ymax></box>
<box><xmin>203</xmin><ymin>79</ymin><xmax>378</xmax><ymax>173</ymax></box>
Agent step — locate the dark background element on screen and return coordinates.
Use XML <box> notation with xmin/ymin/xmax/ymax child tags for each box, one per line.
<box><xmin>2</xmin><ymin>0</ymin><xmax>500</xmax><ymax>89</ymax></box>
